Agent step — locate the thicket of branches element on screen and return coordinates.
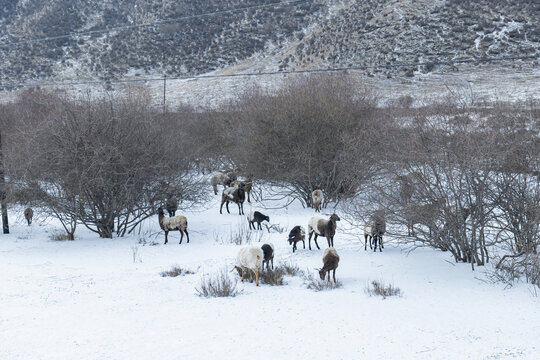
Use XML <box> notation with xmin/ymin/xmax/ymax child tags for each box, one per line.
<box><xmin>1</xmin><ymin>88</ymin><xmax>206</xmax><ymax>238</ymax></box>
<box><xmin>1</xmin><ymin>76</ymin><xmax>538</xmax><ymax>288</ymax></box>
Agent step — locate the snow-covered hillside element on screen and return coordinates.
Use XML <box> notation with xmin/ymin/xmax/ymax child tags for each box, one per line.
<box><xmin>1</xmin><ymin>186</ymin><xmax>538</xmax><ymax>359</ymax></box>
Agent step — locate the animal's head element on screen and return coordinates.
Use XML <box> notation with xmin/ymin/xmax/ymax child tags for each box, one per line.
<box><xmin>157</xmin><ymin>207</ymin><xmax>165</xmax><ymax>216</ymax></box>
<box><xmin>330</xmin><ymin>214</ymin><xmax>340</xmax><ymax>222</ymax></box>
<box><xmin>232</xmin><ymin>265</ymin><xmax>243</xmax><ymax>277</ymax></box>
<box><xmin>317</xmin><ymin>268</ymin><xmax>326</xmax><ymax>281</ymax></box>
<box><xmin>264</xmin><ymin>215</ymin><xmax>270</xmax><ymax>222</ymax></box>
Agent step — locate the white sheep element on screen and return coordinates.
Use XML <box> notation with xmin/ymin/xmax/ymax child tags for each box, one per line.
<box><xmin>157</xmin><ymin>207</ymin><xmax>189</xmax><ymax>245</ymax></box>
<box><xmin>312</xmin><ymin>189</ymin><xmax>324</xmax><ymax>212</ymax></box>
<box><xmin>233</xmin><ymin>246</ymin><xmax>264</xmax><ymax>286</ymax></box>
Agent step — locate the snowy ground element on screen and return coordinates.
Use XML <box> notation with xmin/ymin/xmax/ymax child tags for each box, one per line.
<box><xmin>1</xmin><ymin>188</ymin><xmax>539</xmax><ymax>360</ymax></box>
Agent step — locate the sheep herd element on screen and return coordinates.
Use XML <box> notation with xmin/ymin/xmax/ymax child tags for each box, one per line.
<box><xmin>154</xmin><ymin>171</ymin><xmax>388</xmax><ymax>287</ymax></box>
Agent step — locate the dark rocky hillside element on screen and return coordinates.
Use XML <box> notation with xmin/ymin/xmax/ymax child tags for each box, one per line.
<box><xmin>0</xmin><ymin>0</ymin><xmax>538</xmax><ymax>90</ymax></box>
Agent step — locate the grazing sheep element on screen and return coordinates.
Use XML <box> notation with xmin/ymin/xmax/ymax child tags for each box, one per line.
<box><xmin>405</xmin><ymin>197</ymin><xmax>447</xmax><ymax>236</ymax></box>
<box><xmin>230</xmin><ymin>176</ymin><xmax>253</xmax><ymax>203</ymax></box>
<box><xmin>210</xmin><ymin>171</ymin><xmax>237</xmax><ymax>195</ymax></box>
<box><xmin>234</xmin><ymin>246</ymin><xmax>264</xmax><ymax>286</ymax></box>
<box><xmin>157</xmin><ymin>207</ymin><xmax>189</xmax><ymax>245</ymax></box>
<box><xmin>364</xmin><ymin>212</ymin><xmax>386</xmax><ymax>252</ymax></box>
<box><xmin>288</xmin><ymin>225</ymin><xmax>306</xmax><ymax>253</ymax></box>
<box><xmin>247</xmin><ymin>210</ymin><xmax>270</xmax><ymax>230</ymax></box>
<box><xmin>24</xmin><ymin>207</ymin><xmax>33</xmax><ymax>226</ymax></box>
<box><xmin>318</xmin><ymin>247</ymin><xmax>340</xmax><ymax>283</ymax></box>
<box><xmin>308</xmin><ymin>214</ymin><xmax>340</xmax><ymax>250</ymax></box>
<box><xmin>220</xmin><ymin>182</ymin><xmax>246</xmax><ymax>215</ymax></box>
<box><xmin>165</xmin><ymin>197</ymin><xmax>178</xmax><ymax>217</ymax></box>
<box><xmin>312</xmin><ymin>189</ymin><xmax>324</xmax><ymax>212</ymax></box>
<box><xmin>261</xmin><ymin>243</ymin><xmax>274</xmax><ymax>270</ymax></box>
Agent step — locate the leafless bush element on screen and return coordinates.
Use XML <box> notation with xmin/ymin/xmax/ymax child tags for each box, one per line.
<box><xmin>195</xmin><ymin>268</ymin><xmax>241</xmax><ymax>298</ymax></box>
<box><xmin>214</xmin><ymin>222</ymin><xmax>263</xmax><ymax>245</ymax></box>
<box><xmin>49</xmin><ymin>230</ymin><xmax>74</xmax><ymax>241</ymax></box>
<box><xmin>280</xmin><ymin>261</ymin><xmax>304</xmax><ymax>276</ymax></box>
<box><xmin>303</xmin><ymin>271</ymin><xmax>342</xmax><ymax>291</ymax></box>
<box><xmin>365</xmin><ymin>280</ymin><xmax>402</xmax><ymax>299</ymax></box>
<box><xmin>228</xmin><ymin>74</ymin><xmax>384</xmax><ymax>207</ymax></box>
<box><xmin>492</xmin><ymin>253</ymin><xmax>540</xmax><ymax>291</ymax></box>
<box><xmin>4</xmin><ymin>90</ymin><xmax>207</xmax><ymax>239</ymax></box>
<box><xmin>160</xmin><ymin>266</ymin><xmax>195</xmax><ymax>277</ymax></box>
<box><xmin>258</xmin><ymin>267</ymin><xmax>286</xmax><ymax>286</ymax></box>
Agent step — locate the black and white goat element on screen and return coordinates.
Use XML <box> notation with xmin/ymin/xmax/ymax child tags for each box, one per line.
<box><xmin>308</xmin><ymin>214</ymin><xmax>340</xmax><ymax>250</ymax></box>
<box><xmin>247</xmin><ymin>210</ymin><xmax>270</xmax><ymax>230</ymax></box>
<box><xmin>157</xmin><ymin>207</ymin><xmax>189</xmax><ymax>245</ymax></box>
<box><xmin>318</xmin><ymin>247</ymin><xmax>340</xmax><ymax>283</ymax></box>
<box><xmin>220</xmin><ymin>182</ymin><xmax>246</xmax><ymax>215</ymax></box>
<box><xmin>230</xmin><ymin>176</ymin><xmax>253</xmax><ymax>203</ymax></box>
<box><xmin>287</xmin><ymin>225</ymin><xmax>306</xmax><ymax>253</ymax></box>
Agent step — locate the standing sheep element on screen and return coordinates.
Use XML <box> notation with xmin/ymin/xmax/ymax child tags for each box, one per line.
<box><xmin>261</xmin><ymin>243</ymin><xmax>274</xmax><ymax>270</ymax></box>
<box><xmin>308</xmin><ymin>214</ymin><xmax>340</xmax><ymax>250</ymax></box>
<box><xmin>157</xmin><ymin>207</ymin><xmax>189</xmax><ymax>245</ymax></box>
<box><xmin>247</xmin><ymin>210</ymin><xmax>270</xmax><ymax>230</ymax></box>
<box><xmin>312</xmin><ymin>189</ymin><xmax>324</xmax><ymax>212</ymax></box>
<box><xmin>364</xmin><ymin>212</ymin><xmax>386</xmax><ymax>252</ymax></box>
<box><xmin>287</xmin><ymin>225</ymin><xmax>306</xmax><ymax>253</ymax></box>
<box><xmin>165</xmin><ymin>197</ymin><xmax>178</xmax><ymax>217</ymax></box>
<box><xmin>230</xmin><ymin>176</ymin><xmax>253</xmax><ymax>203</ymax></box>
<box><xmin>318</xmin><ymin>247</ymin><xmax>340</xmax><ymax>283</ymax></box>
<box><xmin>210</xmin><ymin>171</ymin><xmax>237</xmax><ymax>195</ymax></box>
<box><xmin>24</xmin><ymin>207</ymin><xmax>33</xmax><ymax>226</ymax></box>
<box><xmin>220</xmin><ymin>182</ymin><xmax>246</xmax><ymax>215</ymax></box>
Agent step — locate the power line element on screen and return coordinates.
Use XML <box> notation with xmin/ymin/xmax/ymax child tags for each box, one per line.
<box><xmin>0</xmin><ymin>0</ymin><xmax>311</xmax><ymax>47</ymax></box>
<box><xmin>1</xmin><ymin>55</ymin><xmax>537</xmax><ymax>90</ymax></box>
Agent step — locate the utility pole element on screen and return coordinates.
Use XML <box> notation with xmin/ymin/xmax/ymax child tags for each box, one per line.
<box><xmin>0</xmin><ymin>129</ymin><xmax>9</xmax><ymax>234</ymax></box>
<box><xmin>163</xmin><ymin>75</ymin><xmax>167</xmax><ymax>107</ymax></box>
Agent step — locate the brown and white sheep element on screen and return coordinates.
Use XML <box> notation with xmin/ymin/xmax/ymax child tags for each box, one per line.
<box><xmin>308</xmin><ymin>214</ymin><xmax>340</xmax><ymax>250</ymax></box>
<box><xmin>157</xmin><ymin>207</ymin><xmax>189</xmax><ymax>245</ymax></box>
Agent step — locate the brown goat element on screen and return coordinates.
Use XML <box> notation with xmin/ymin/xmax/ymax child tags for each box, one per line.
<box><xmin>318</xmin><ymin>247</ymin><xmax>340</xmax><ymax>283</ymax></box>
<box><xmin>24</xmin><ymin>207</ymin><xmax>33</xmax><ymax>226</ymax></box>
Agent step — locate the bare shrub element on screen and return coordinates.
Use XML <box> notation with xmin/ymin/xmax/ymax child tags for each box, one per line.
<box><xmin>49</xmin><ymin>230</ymin><xmax>74</xmax><ymax>241</ymax></box>
<box><xmin>160</xmin><ymin>266</ymin><xmax>195</xmax><ymax>277</ymax></box>
<box><xmin>492</xmin><ymin>253</ymin><xmax>540</xmax><ymax>291</ymax></box>
<box><xmin>258</xmin><ymin>267</ymin><xmax>286</xmax><ymax>286</ymax></box>
<box><xmin>214</xmin><ymin>222</ymin><xmax>262</xmax><ymax>245</ymax></box>
<box><xmin>195</xmin><ymin>268</ymin><xmax>242</xmax><ymax>298</ymax></box>
<box><xmin>229</xmin><ymin>74</ymin><xmax>383</xmax><ymax>207</ymax></box>
<box><xmin>303</xmin><ymin>271</ymin><xmax>342</xmax><ymax>291</ymax></box>
<box><xmin>280</xmin><ymin>261</ymin><xmax>303</xmax><ymax>277</ymax></box>
<box><xmin>365</xmin><ymin>280</ymin><xmax>402</xmax><ymax>299</ymax></box>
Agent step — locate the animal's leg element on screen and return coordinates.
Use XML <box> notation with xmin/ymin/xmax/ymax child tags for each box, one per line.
<box><xmin>179</xmin><ymin>230</ymin><xmax>184</xmax><ymax>244</ymax></box>
<box><xmin>313</xmin><ymin>234</ymin><xmax>320</xmax><ymax>250</ymax></box>
<box><xmin>308</xmin><ymin>231</ymin><xmax>313</xmax><ymax>250</ymax></box>
<box><xmin>302</xmin><ymin>239</ymin><xmax>305</xmax><ymax>249</ymax></box>
<box><xmin>271</xmin><ymin>258</ymin><xmax>274</xmax><ymax>270</ymax></box>
<box><xmin>333</xmin><ymin>269</ymin><xmax>336</xmax><ymax>283</ymax></box>
<box><xmin>247</xmin><ymin>191</ymin><xmax>251</xmax><ymax>203</ymax></box>
<box><xmin>365</xmin><ymin>234</ymin><xmax>368</xmax><ymax>250</ymax></box>
<box><xmin>241</xmin><ymin>268</ymin><xmax>245</xmax><ymax>282</ymax></box>
<box><xmin>213</xmin><ymin>184</ymin><xmax>218</xmax><ymax>195</ymax></box>
<box><xmin>220</xmin><ymin>201</ymin><xmax>224</xmax><ymax>214</ymax></box>
<box><xmin>164</xmin><ymin>231</ymin><xmax>168</xmax><ymax>245</ymax></box>
<box><xmin>255</xmin><ymin>269</ymin><xmax>259</xmax><ymax>286</ymax></box>
<box><xmin>225</xmin><ymin>201</ymin><xmax>230</xmax><ymax>214</ymax></box>
<box><xmin>249</xmin><ymin>221</ymin><xmax>253</xmax><ymax>230</ymax></box>
<box><xmin>185</xmin><ymin>230</ymin><xmax>190</xmax><ymax>243</ymax></box>
<box><xmin>249</xmin><ymin>270</ymin><xmax>253</xmax><ymax>283</ymax></box>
